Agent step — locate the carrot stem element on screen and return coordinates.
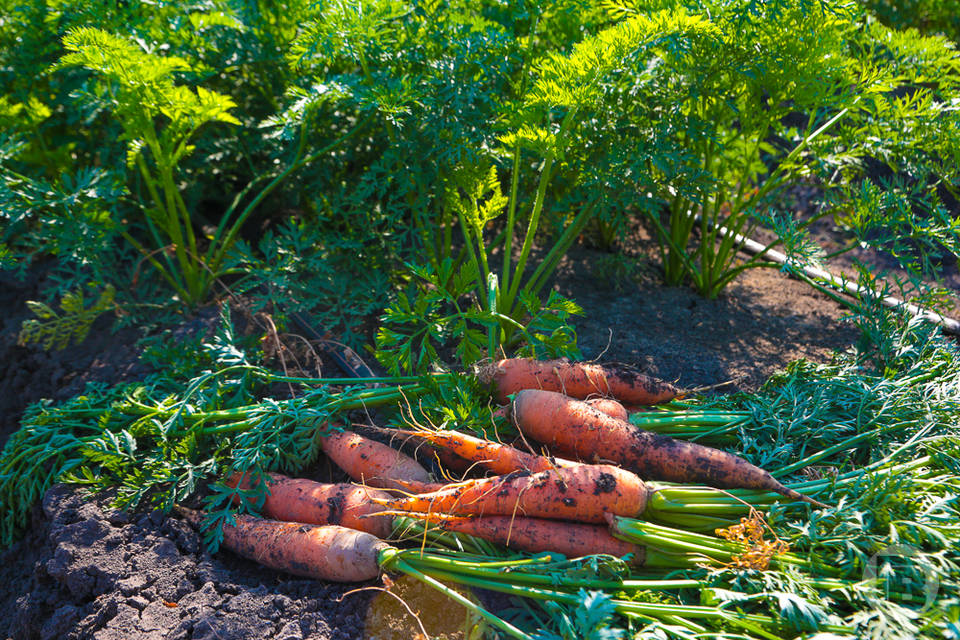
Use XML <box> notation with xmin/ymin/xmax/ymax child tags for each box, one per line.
<box><xmin>387</xmin><ymin>557</ymin><xmax>534</xmax><ymax>640</ymax></box>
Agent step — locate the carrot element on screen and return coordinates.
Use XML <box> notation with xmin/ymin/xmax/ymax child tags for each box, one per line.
<box><xmin>391</xmin><ymin>428</ymin><xmax>578</xmax><ymax>476</ymax></box>
<box><xmin>320</xmin><ymin>429</ymin><xmax>433</xmax><ymax>492</ymax></box>
<box><xmin>585</xmin><ymin>397</ymin><xmax>628</xmax><ymax>421</ymax></box>
<box><xmin>479</xmin><ymin>357</ymin><xmax>679</xmax><ymax>405</ymax></box>
<box><xmin>225</xmin><ymin>472</ymin><xmax>393</xmax><ymax>538</ymax></box>
<box><xmin>424</xmin><ymin>444</ymin><xmax>475</xmax><ymax>476</ymax></box>
<box><xmin>391</xmin><ymin>478</ymin><xmax>449</xmax><ymax>494</ymax></box>
<box><xmin>425</xmin><ymin>514</ymin><xmax>646</xmax><ymax>566</ymax></box>
<box><xmin>375</xmin><ymin>464</ymin><xmax>648</xmax><ymax>524</ymax></box>
<box><xmin>178</xmin><ymin>507</ymin><xmax>390</xmax><ymax>582</ymax></box>
<box><xmin>512</xmin><ymin>389</ymin><xmax>824</xmax><ymax>507</ymax></box>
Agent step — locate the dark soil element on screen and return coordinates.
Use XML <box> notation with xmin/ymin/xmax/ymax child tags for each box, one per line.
<box><xmin>0</xmin><ymin>231</ymin><xmax>905</xmax><ymax>640</ymax></box>
<box><xmin>1</xmin><ymin>485</ymin><xmax>373</xmax><ymax>640</ymax></box>
<box><xmin>0</xmin><ymin>266</ymin><xmax>147</xmax><ymax>449</ymax></box>
<box><xmin>554</xmin><ymin>244</ymin><xmax>858</xmax><ymax>391</ymax></box>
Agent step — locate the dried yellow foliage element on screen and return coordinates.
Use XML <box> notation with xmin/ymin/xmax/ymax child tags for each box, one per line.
<box><xmin>715</xmin><ymin>509</ymin><xmax>790</xmax><ymax>571</ymax></box>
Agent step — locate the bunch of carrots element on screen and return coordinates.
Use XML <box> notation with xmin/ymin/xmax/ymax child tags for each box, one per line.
<box><xmin>178</xmin><ymin>357</ymin><xmax>823</xmax><ymax>586</ymax></box>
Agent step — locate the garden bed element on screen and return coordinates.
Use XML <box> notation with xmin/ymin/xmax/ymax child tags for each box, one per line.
<box><xmin>0</xmin><ymin>248</ymin><xmax>859</xmax><ymax>640</ymax></box>
<box><xmin>2</xmin><ymin>2</ymin><xmax>958</xmax><ymax>637</ymax></box>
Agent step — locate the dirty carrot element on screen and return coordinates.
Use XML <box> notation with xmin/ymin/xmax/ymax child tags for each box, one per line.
<box><xmin>479</xmin><ymin>358</ymin><xmax>679</xmax><ymax>405</ymax></box>
<box><xmin>585</xmin><ymin>397</ymin><xmax>629</xmax><ymax>421</ymax></box>
<box><xmin>178</xmin><ymin>507</ymin><xmax>390</xmax><ymax>582</ymax></box>
<box><xmin>424</xmin><ymin>443</ymin><xmax>476</xmax><ymax>476</ymax></box>
<box><xmin>226</xmin><ymin>472</ymin><xmax>393</xmax><ymax>538</ymax></box>
<box><xmin>320</xmin><ymin>429</ymin><xmax>433</xmax><ymax>492</ymax></box>
<box><xmin>512</xmin><ymin>389</ymin><xmax>824</xmax><ymax>507</ymax></box>
<box><xmin>375</xmin><ymin>464</ymin><xmax>648</xmax><ymax>523</ymax></box>
<box><xmin>420</xmin><ymin>513</ymin><xmax>647</xmax><ymax>566</ymax></box>
<box><xmin>392</xmin><ymin>428</ymin><xmax>578</xmax><ymax>475</ymax></box>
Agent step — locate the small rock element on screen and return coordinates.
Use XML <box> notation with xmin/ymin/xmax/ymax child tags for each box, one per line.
<box><xmin>273</xmin><ymin>594</ymin><xmax>293</xmax><ymax>613</ymax></box>
<box><xmin>126</xmin><ymin>595</ymin><xmax>150</xmax><ymax>611</ymax></box>
<box><xmin>93</xmin><ymin>603</ymin><xmax>142</xmax><ymax>640</ymax></box>
<box><xmin>105</xmin><ymin>509</ymin><xmax>131</xmax><ymax>526</ymax></box>
<box><xmin>116</xmin><ymin>574</ymin><xmax>148</xmax><ymax>596</ymax></box>
<box><xmin>274</xmin><ymin>620</ymin><xmax>304</xmax><ymax>640</ymax></box>
<box><xmin>139</xmin><ymin>600</ymin><xmax>182</xmax><ymax>632</ymax></box>
<box><xmin>39</xmin><ymin>604</ymin><xmax>81</xmax><ymax>640</ymax></box>
<box><xmin>178</xmin><ymin>581</ymin><xmax>222</xmax><ymax>614</ymax></box>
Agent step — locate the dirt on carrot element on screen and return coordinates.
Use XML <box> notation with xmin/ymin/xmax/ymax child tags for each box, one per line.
<box><xmin>479</xmin><ymin>358</ymin><xmax>679</xmax><ymax>405</ymax></box>
<box><xmin>178</xmin><ymin>507</ymin><xmax>391</xmax><ymax>582</ymax></box>
<box><xmin>226</xmin><ymin>472</ymin><xmax>394</xmax><ymax>538</ymax></box>
<box><xmin>511</xmin><ymin>389</ymin><xmax>823</xmax><ymax>506</ymax></box>
<box><xmin>375</xmin><ymin>463</ymin><xmax>648</xmax><ymax>524</ymax></box>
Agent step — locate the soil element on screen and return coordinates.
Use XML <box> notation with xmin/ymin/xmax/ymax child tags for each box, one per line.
<box><xmin>554</xmin><ymin>244</ymin><xmax>859</xmax><ymax>391</ymax></box>
<box><xmin>0</xmin><ymin>221</ymin><xmax>944</xmax><ymax>640</ymax></box>
<box><xmin>0</xmin><ymin>265</ymin><xmax>148</xmax><ymax>449</ymax></box>
<box><xmin>1</xmin><ymin>485</ymin><xmax>374</xmax><ymax>640</ymax></box>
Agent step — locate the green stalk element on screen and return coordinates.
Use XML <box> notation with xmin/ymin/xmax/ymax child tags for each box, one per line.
<box><xmin>403</xmin><ymin>552</ymin><xmax>650</xmax><ymax>591</ymax></box>
<box><xmin>456</xmin><ymin>212</ymin><xmax>487</xmax><ymax>309</ymax></box>
<box><xmin>403</xmin><ymin>564</ymin><xmax>818</xmax><ymax>638</ymax></box>
<box><xmin>500</xmin><ymin>15</ymin><xmax>540</xmax><ymax>304</ymax></box>
<box><xmin>523</xmin><ymin>199</ymin><xmax>598</xmax><ymax>304</ymax></box>
<box><xmin>772</xmin><ymin>422</ymin><xmax>909</xmax><ymax>477</ymax></box>
<box><xmin>503</xmin><ymin>107</ymin><xmax>578</xmax><ymax>314</ymax></box>
<box><xmin>208</xmin><ymin>113</ymin><xmax>373</xmax><ymax>274</ymax></box>
<box><xmin>648</xmin><ymin>496</ymin><xmax>755</xmax><ymax>515</ymax></box>
<box><xmin>652</xmin><ymin>194</ymin><xmax>700</xmax><ymax>286</ymax></box>
<box><xmin>190</xmin><ymin>388</ymin><xmax>422</xmax><ymax>434</ymax></box>
<box><xmin>134</xmin><ymin>154</ymin><xmax>183</xmax><ymax>285</ymax></box>
<box><xmin>501</xmin><ymin>142</ymin><xmax>523</xmax><ymax>300</ymax></box>
<box><xmin>386</xmin><ymin>555</ymin><xmax>533</xmax><ymax>640</ymax></box>
<box><xmin>648</xmin><ymin>512</ymin><xmax>739</xmax><ymax>531</ymax></box>
<box><xmin>158</xmin><ymin>165</ymin><xmax>203</xmax><ymax>302</ymax></box>
<box><xmin>140</xmin><ymin>128</ymin><xmax>197</xmax><ymax>301</ymax></box>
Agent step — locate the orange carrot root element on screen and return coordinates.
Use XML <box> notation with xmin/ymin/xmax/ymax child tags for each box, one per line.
<box><xmin>178</xmin><ymin>507</ymin><xmax>390</xmax><ymax>582</ymax></box>
<box><xmin>428</xmin><ymin>514</ymin><xmax>646</xmax><ymax>566</ymax></box>
<box><xmin>320</xmin><ymin>429</ymin><xmax>433</xmax><ymax>492</ymax></box>
<box><xmin>390</xmin><ymin>478</ymin><xmax>449</xmax><ymax>494</ymax></box>
<box><xmin>376</xmin><ymin>464</ymin><xmax>647</xmax><ymax>524</ymax></box>
<box><xmin>585</xmin><ymin>397</ymin><xmax>628</xmax><ymax>421</ymax></box>
<box><xmin>391</xmin><ymin>427</ymin><xmax>578</xmax><ymax>476</ymax></box>
<box><xmin>479</xmin><ymin>357</ymin><xmax>679</xmax><ymax>405</ymax></box>
<box><xmin>225</xmin><ymin>472</ymin><xmax>393</xmax><ymax>538</ymax></box>
<box><xmin>512</xmin><ymin>389</ymin><xmax>824</xmax><ymax>507</ymax></box>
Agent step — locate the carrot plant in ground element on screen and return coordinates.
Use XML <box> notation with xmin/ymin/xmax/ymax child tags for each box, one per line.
<box><xmin>0</xmin><ymin>1</ymin><xmax>375</xmax><ymax>323</ymax></box>
<box><xmin>224</xmin><ymin>219</ymin><xmax>393</xmax><ymax>350</ymax></box>
<box><xmin>52</xmin><ymin>27</ymin><xmax>376</xmax><ymax>307</ymax></box>
<box><xmin>287</xmin><ymin>0</ymin><xmax>687</xmax><ymax>370</ymax></box>
<box><xmin>528</xmin><ymin>0</ymin><xmax>960</xmax><ymax>299</ymax></box>
<box><xmin>371</xmin><ymin>154</ymin><xmax>587</xmax><ymax>374</ymax></box>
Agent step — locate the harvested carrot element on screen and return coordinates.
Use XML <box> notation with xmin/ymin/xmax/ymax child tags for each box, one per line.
<box><xmin>391</xmin><ymin>478</ymin><xmax>449</xmax><ymax>494</ymax></box>
<box><xmin>226</xmin><ymin>472</ymin><xmax>393</xmax><ymax>538</ymax></box>
<box><xmin>512</xmin><ymin>389</ymin><xmax>824</xmax><ymax>507</ymax></box>
<box><xmin>375</xmin><ymin>464</ymin><xmax>648</xmax><ymax>524</ymax></box>
<box><xmin>424</xmin><ymin>444</ymin><xmax>475</xmax><ymax>476</ymax></box>
<box><xmin>479</xmin><ymin>358</ymin><xmax>679</xmax><ymax>405</ymax></box>
<box><xmin>178</xmin><ymin>507</ymin><xmax>390</xmax><ymax>582</ymax></box>
<box><xmin>320</xmin><ymin>429</ymin><xmax>433</xmax><ymax>492</ymax></box>
<box><xmin>391</xmin><ymin>428</ymin><xmax>578</xmax><ymax>476</ymax></box>
<box><xmin>426</xmin><ymin>514</ymin><xmax>646</xmax><ymax>566</ymax></box>
<box><xmin>585</xmin><ymin>397</ymin><xmax>628</xmax><ymax>421</ymax></box>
